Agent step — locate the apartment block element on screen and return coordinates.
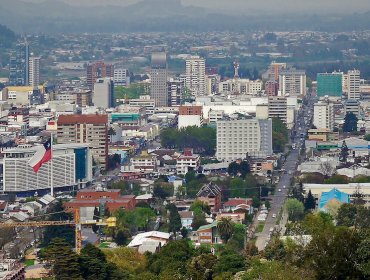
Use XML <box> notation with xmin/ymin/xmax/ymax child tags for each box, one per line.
<box><xmin>57</xmin><ymin>114</ymin><xmax>108</xmax><ymax>169</ymax></box>
<box><xmin>150</xmin><ymin>52</ymin><xmax>168</xmax><ymax>107</ymax></box>
<box><xmin>317</xmin><ymin>72</ymin><xmax>342</xmax><ymax>97</ymax></box>
<box><xmin>313</xmin><ymin>101</ymin><xmax>335</xmax><ymax>131</ymax></box>
<box><xmin>186</xmin><ymin>56</ymin><xmax>206</xmax><ymax>96</ymax></box>
<box><xmin>268</xmin><ymin>96</ymin><xmax>287</xmax><ymax>123</ymax></box>
<box><xmin>279</xmin><ymin>69</ymin><xmax>306</xmax><ymax>96</ymax></box>
<box><xmin>86</xmin><ymin>61</ymin><xmax>114</xmax><ymax>89</ymax></box>
<box><xmin>178</xmin><ymin>105</ymin><xmax>203</xmax><ymax>129</ymax></box>
<box><xmin>216</xmin><ymin>118</ymin><xmax>273</xmax><ymax>161</ymax></box>
<box><xmin>347</xmin><ymin>70</ymin><xmax>361</xmax><ymax>100</ymax></box>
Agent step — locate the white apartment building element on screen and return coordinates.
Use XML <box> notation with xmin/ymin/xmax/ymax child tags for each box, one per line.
<box><xmin>129</xmin><ymin>152</ymin><xmax>158</xmax><ymax>172</ymax></box>
<box><xmin>128</xmin><ymin>95</ymin><xmax>155</xmax><ymax>115</ymax></box>
<box><xmin>28</xmin><ymin>57</ymin><xmax>40</xmax><ymax>87</ymax></box>
<box><xmin>185</xmin><ymin>56</ymin><xmax>206</xmax><ymax>96</ymax></box>
<box><xmin>279</xmin><ymin>69</ymin><xmax>306</xmax><ymax>96</ymax></box>
<box><xmin>176</xmin><ymin>149</ymin><xmax>200</xmax><ymax>175</ymax></box>
<box><xmin>93</xmin><ymin>78</ymin><xmax>114</xmax><ymax>109</ymax></box>
<box><xmin>113</xmin><ymin>68</ymin><xmax>130</xmax><ymax>86</ymax></box>
<box><xmin>1</xmin><ymin>143</ymin><xmax>92</xmax><ymax>193</ymax></box>
<box><xmin>347</xmin><ymin>70</ymin><xmax>361</xmax><ymax>100</ymax></box>
<box><xmin>218</xmin><ymin>79</ymin><xmax>262</xmax><ymax>95</ymax></box>
<box><xmin>168</xmin><ymin>79</ymin><xmax>184</xmax><ymax>106</ymax></box>
<box><xmin>313</xmin><ymin>102</ymin><xmax>334</xmax><ymax>131</ymax></box>
<box><xmin>216</xmin><ymin>118</ymin><xmax>273</xmax><ymax>161</ymax></box>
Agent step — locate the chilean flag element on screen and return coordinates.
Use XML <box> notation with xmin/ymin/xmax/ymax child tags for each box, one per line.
<box><xmin>29</xmin><ymin>138</ymin><xmax>52</xmax><ymax>173</ymax></box>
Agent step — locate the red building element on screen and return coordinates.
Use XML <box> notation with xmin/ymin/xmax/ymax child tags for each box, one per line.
<box><xmin>87</xmin><ymin>61</ymin><xmax>114</xmax><ymax>89</ymax></box>
<box><xmin>179</xmin><ymin>105</ymin><xmax>202</xmax><ymax>116</ymax></box>
<box><xmin>64</xmin><ymin>189</ymin><xmax>136</xmax><ymax>213</ymax></box>
<box><xmin>265</xmin><ymin>80</ymin><xmax>278</xmax><ymax>96</ymax></box>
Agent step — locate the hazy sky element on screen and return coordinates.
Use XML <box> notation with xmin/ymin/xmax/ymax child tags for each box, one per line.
<box><xmin>22</xmin><ymin>0</ymin><xmax>370</xmax><ymax>14</ymax></box>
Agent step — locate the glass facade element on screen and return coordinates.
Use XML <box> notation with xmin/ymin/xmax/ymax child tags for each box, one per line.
<box><xmin>317</xmin><ymin>73</ymin><xmax>342</xmax><ymax>97</ymax></box>
<box><xmin>75</xmin><ymin>148</ymin><xmax>87</xmax><ymax>181</ymax></box>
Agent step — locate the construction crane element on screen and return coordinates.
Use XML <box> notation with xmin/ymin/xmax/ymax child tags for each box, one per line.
<box><xmin>0</xmin><ymin>209</ymin><xmax>116</xmax><ymax>254</ymax></box>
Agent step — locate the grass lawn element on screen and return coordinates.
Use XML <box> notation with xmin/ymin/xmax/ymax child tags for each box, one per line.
<box><xmin>256</xmin><ymin>222</ymin><xmax>265</xmax><ymax>233</ymax></box>
<box><xmin>99</xmin><ymin>242</ymin><xmax>110</xmax><ymax>249</ymax></box>
<box><xmin>24</xmin><ymin>259</ymin><xmax>35</xmax><ymax>266</ymax></box>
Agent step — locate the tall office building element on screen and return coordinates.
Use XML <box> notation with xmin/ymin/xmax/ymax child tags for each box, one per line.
<box><xmin>9</xmin><ymin>41</ymin><xmax>29</xmax><ymax>86</ymax></box>
<box><xmin>313</xmin><ymin>101</ymin><xmax>335</xmax><ymax>131</ymax></box>
<box><xmin>279</xmin><ymin>69</ymin><xmax>306</xmax><ymax>96</ymax></box>
<box><xmin>28</xmin><ymin>57</ymin><xmax>40</xmax><ymax>87</ymax></box>
<box><xmin>268</xmin><ymin>96</ymin><xmax>287</xmax><ymax>123</ymax></box>
<box><xmin>263</xmin><ymin>61</ymin><xmax>286</xmax><ymax>81</ymax></box>
<box><xmin>347</xmin><ymin>70</ymin><xmax>361</xmax><ymax>100</ymax></box>
<box><xmin>216</xmin><ymin>118</ymin><xmax>273</xmax><ymax>161</ymax></box>
<box><xmin>57</xmin><ymin>115</ymin><xmax>109</xmax><ymax>169</ymax></box>
<box><xmin>317</xmin><ymin>72</ymin><xmax>342</xmax><ymax>97</ymax></box>
<box><xmin>185</xmin><ymin>56</ymin><xmax>206</xmax><ymax>96</ymax></box>
<box><xmin>168</xmin><ymin>79</ymin><xmax>184</xmax><ymax>106</ymax></box>
<box><xmin>150</xmin><ymin>52</ymin><xmax>168</xmax><ymax>107</ymax></box>
<box><xmin>265</xmin><ymin>80</ymin><xmax>278</xmax><ymax>96</ymax></box>
<box><xmin>93</xmin><ymin>78</ymin><xmax>114</xmax><ymax>109</ymax></box>
<box><xmin>86</xmin><ymin>61</ymin><xmax>114</xmax><ymax>89</ymax></box>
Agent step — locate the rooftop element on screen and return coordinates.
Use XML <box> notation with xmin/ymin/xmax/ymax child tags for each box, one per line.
<box><xmin>57</xmin><ymin>114</ymin><xmax>108</xmax><ymax>125</ymax></box>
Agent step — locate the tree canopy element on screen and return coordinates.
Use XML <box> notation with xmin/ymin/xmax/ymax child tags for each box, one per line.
<box><xmin>343</xmin><ymin>112</ymin><xmax>358</xmax><ymax>133</ymax></box>
<box><xmin>272</xmin><ymin>118</ymin><xmax>289</xmax><ymax>153</ymax></box>
<box><xmin>160</xmin><ymin>126</ymin><xmax>216</xmax><ymax>155</ymax></box>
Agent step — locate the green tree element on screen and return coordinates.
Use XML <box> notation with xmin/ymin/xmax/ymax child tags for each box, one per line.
<box><xmin>190</xmin><ymin>200</ymin><xmax>211</xmax><ymax>215</ymax></box>
<box><xmin>364</xmin><ymin>134</ymin><xmax>370</xmax><ymax>141</ymax></box>
<box><xmin>187</xmin><ymin>254</ymin><xmax>218</xmax><ymax>280</ymax></box>
<box><xmin>214</xmin><ymin>250</ymin><xmax>245</xmax><ymax>275</ymax></box>
<box><xmin>79</xmin><ymin>243</ymin><xmax>121</xmax><ymax>280</ymax></box>
<box><xmin>41</xmin><ymin>238</ymin><xmax>82</xmax><ymax>280</ymax></box>
<box><xmin>167</xmin><ymin>204</ymin><xmax>182</xmax><ymax>236</ymax></box>
<box><xmin>114</xmin><ymin>229</ymin><xmax>129</xmax><ymax>246</ymax></box>
<box><xmin>229</xmin><ymin>177</ymin><xmax>246</xmax><ymax>197</ymax></box>
<box><xmin>42</xmin><ymin>200</ymin><xmax>75</xmax><ymax>247</ymax></box>
<box><xmin>304</xmin><ymin>190</ymin><xmax>316</xmax><ymax>211</ymax></box>
<box><xmin>227</xmin><ymin>160</ymin><xmax>250</xmax><ymax>178</ymax></box>
<box><xmin>272</xmin><ymin>118</ymin><xmax>288</xmax><ymax>153</ymax></box>
<box><xmin>285</xmin><ymin>198</ymin><xmax>304</xmax><ymax>222</ymax></box>
<box><xmin>192</xmin><ymin>209</ymin><xmax>207</xmax><ymax>230</ymax></box>
<box><xmin>337</xmin><ymin>204</ymin><xmax>370</xmax><ymax>229</ymax></box>
<box><xmin>343</xmin><ymin>112</ymin><xmax>358</xmax><ymax>132</ymax></box>
<box><xmin>217</xmin><ymin>217</ymin><xmax>235</xmax><ymax>243</ymax></box>
<box><xmin>339</xmin><ymin>140</ymin><xmax>349</xmax><ymax>163</ymax></box>
<box><xmin>263</xmin><ymin>237</ymin><xmax>287</xmax><ymax>261</ymax></box>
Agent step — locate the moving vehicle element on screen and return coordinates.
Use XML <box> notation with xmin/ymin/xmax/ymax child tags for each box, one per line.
<box><xmin>272</xmin><ymin>214</ymin><xmax>277</xmax><ymax>218</ymax></box>
<box><xmin>278</xmin><ymin>188</ymin><xmax>282</xmax><ymax>192</ymax></box>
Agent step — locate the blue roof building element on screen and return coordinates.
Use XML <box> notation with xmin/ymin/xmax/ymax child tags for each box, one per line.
<box><xmin>319</xmin><ymin>188</ymin><xmax>350</xmax><ymax>211</ymax></box>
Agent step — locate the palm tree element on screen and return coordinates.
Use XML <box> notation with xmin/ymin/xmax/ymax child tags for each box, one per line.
<box><xmin>217</xmin><ymin>217</ymin><xmax>235</xmax><ymax>243</ymax></box>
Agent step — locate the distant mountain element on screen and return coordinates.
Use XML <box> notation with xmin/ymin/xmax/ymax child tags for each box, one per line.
<box><xmin>0</xmin><ymin>24</ymin><xmax>16</xmax><ymax>48</ymax></box>
<box><xmin>1</xmin><ymin>0</ymin><xmax>370</xmax><ymax>33</ymax></box>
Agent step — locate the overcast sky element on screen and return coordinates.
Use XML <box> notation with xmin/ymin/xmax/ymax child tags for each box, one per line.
<box><xmin>22</xmin><ymin>0</ymin><xmax>370</xmax><ymax>14</ymax></box>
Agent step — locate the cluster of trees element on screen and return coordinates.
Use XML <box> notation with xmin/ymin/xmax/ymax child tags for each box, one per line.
<box><xmin>264</xmin><ymin>209</ymin><xmax>370</xmax><ymax>280</ymax></box>
<box><xmin>41</xmin><ymin>239</ymin><xmax>126</xmax><ymax>280</ymax></box>
<box><xmin>343</xmin><ymin>112</ymin><xmax>358</xmax><ymax>133</ymax></box>
<box><xmin>42</xmin><ymin>200</ymin><xmax>370</xmax><ymax>280</ymax></box>
<box><xmin>114</xmin><ymin>84</ymin><xmax>148</xmax><ymax>100</ymax></box>
<box><xmin>272</xmin><ymin>118</ymin><xmax>289</xmax><ymax>153</ymax></box>
<box><xmin>301</xmin><ymin>173</ymin><xmax>370</xmax><ymax>184</ymax></box>
<box><xmin>160</xmin><ymin>126</ymin><xmax>216</xmax><ymax>155</ymax></box>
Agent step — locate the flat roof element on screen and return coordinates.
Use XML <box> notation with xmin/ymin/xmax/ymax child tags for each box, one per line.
<box><xmin>2</xmin><ymin>143</ymin><xmax>90</xmax><ymax>154</ymax></box>
<box><xmin>58</xmin><ymin>114</ymin><xmax>108</xmax><ymax>125</ymax></box>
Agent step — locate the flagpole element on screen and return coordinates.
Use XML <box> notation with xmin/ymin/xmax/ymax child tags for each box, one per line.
<box><xmin>50</xmin><ymin>133</ymin><xmax>54</xmax><ymax>197</ymax></box>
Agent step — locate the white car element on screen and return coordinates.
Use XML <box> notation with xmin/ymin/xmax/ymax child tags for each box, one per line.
<box><xmin>278</xmin><ymin>188</ymin><xmax>282</xmax><ymax>192</ymax></box>
<box><xmin>283</xmin><ymin>185</ymin><xmax>286</xmax><ymax>189</ymax></box>
<box><xmin>272</xmin><ymin>214</ymin><xmax>276</xmax><ymax>218</ymax></box>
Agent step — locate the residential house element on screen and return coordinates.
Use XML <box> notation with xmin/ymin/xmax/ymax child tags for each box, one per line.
<box><xmin>223</xmin><ymin>198</ymin><xmax>253</xmax><ymax>214</ymax></box>
<box><xmin>128</xmin><ymin>231</ymin><xmax>170</xmax><ymax>248</ymax></box>
<box><xmin>176</xmin><ymin>148</ymin><xmax>200</xmax><ymax>175</ymax></box>
<box><xmin>179</xmin><ymin>211</ymin><xmax>194</xmax><ymax>229</ymax></box>
<box><xmin>196</xmin><ymin>183</ymin><xmax>222</xmax><ymax>212</ymax></box>
<box><xmin>216</xmin><ymin>212</ymin><xmax>245</xmax><ymax>224</ymax></box>
<box><xmin>196</xmin><ymin>221</ymin><xmax>220</xmax><ymax>244</ymax></box>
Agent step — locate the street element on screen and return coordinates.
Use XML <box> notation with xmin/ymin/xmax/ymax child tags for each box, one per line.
<box><xmin>255</xmin><ymin>92</ymin><xmax>315</xmax><ymax>251</ymax></box>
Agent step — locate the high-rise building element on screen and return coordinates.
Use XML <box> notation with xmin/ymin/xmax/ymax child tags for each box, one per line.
<box><xmin>150</xmin><ymin>52</ymin><xmax>168</xmax><ymax>107</ymax></box>
<box><xmin>313</xmin><ymin>101</ymin><xmax>335</xmax><ymax>131</ymax></box>
<box><xmin>279</xmin><ymin>69</ymin><xmax>306</xmax><ymax>96</ymax></box>
<box><xmin>317</xmin><ymin>72</ymin><xmax>342</xmax><ymax>97</ymax></box>
<box><xmin>28</xmin><ymin>56</ymin><xmax>40</xmax><ymax>87</ymax></box>
<box><xmin>347</xmin><ymin>70</ymin><xmax>361</xmax><ymax>100</ymax></box>
<box><xmin>57</xmin><ymin>114</ymin><xmax>108</xmax><ymax>169</ymax></box>
<box><xmin>113</xmin><ymin>68</ymin><xmax>130</xmax><ymax>86</ymax></box>
<box><xmin>268</xmin><ymin>96</ymin><xmax>287</xmax><ymax>123</ymax></box>
<box><xmin>216</xmin><ymin>118</ymin><xmax>273</xmax><ymax>161</ymax></box>
<box><xmin>1</xmin><ymin>143</ymin><xmax>92</xmax><ymax>193</ymax></box>
<box><xmin>9</xmin><ymin>41</ymin><xmax>29</xmax><ymax>86</ymax></box>
<box><xmin>167</xmin><ymin>79</ymin><xmax>184</xmax><ymax>106</ymax></box>
<box><xmin>86</xmin><ymin>61</ymin><xmax>114</xmax><ymax>89</ymax></box>
<box><xmin>263</xmin><ymin>62</ymin><xmax>286</xmax><ymax>81</ymax></box>
<box><xmin>185</xmin><ymin>56</ymin><xmax>206</xmax><ymax>96</ymax></box>
<box><xmin>178</xmin><ymin>105</ymin><xmax>203</xmax><ymax>129</ymax></box>
<box><xmin>265</xmin><ymin>80</ymin><xmax>278</xmax><ymax>96</ymax></box>
<box><xmin>93</xmin><ymin>78</ymin><xmax>114</xmax><ymax>109</ymax></box>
